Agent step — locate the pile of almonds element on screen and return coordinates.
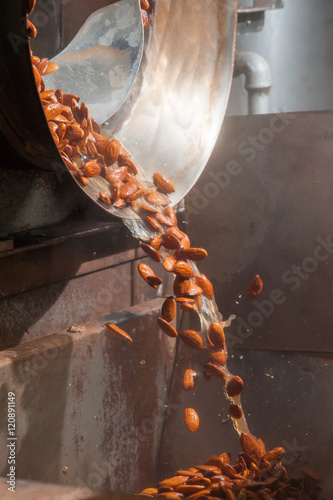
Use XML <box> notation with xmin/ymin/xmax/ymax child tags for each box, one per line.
<box><xmin>139</xmin><ymin>433</ymin><xmax>324</xmax><ymax>500</ymax></box>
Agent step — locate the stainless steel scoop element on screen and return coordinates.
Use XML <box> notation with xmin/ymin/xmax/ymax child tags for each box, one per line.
<box><xmin>44</xmin><ymin>0</ymin><xmax>144</xmax><ymax>125</ymax></box>
<box><xmin>0</xmin><ymin>0</ymin><xmax>236</xmax><ymax>219</ymax></box>
<box><xmin>62</xmin><ymin>0</ymin><xmax>237</xmax><ymax>218</ymax></box>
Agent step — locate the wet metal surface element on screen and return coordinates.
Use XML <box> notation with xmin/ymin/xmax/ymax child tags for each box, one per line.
<box><xmin>0</xmin><ymin>299</ymin><xmax>176</xmax><ymax>494</ymax></box>
<box><xmin>185</xmin><ymin>111</ymin><xmax>333</xmax><ymax>353</ymax></box>
<box><xmin>158</xmin><ymin>346</ymin><xmax>333</xmax><ymax>498</ymax></box>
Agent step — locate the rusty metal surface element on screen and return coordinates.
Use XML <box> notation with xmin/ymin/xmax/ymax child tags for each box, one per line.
<box><xmin>0</xmin><ymin>167</ymin><xmax>83</xmax><ymax>235</ymax></box>
<box><xmin>0</xmin><ymin>299</ymin><xmax>177</xmax><ymax>494</ymax></box>
<box><xmin>0</xmin><ymin>220</ymin><xmax>135</xmax><ymax>299</ymax></box>
<box><xmin>0</xmin><ymin>478</ymin><xmax>144</xmax><ymax>500</ymax></box>
<box><xmin>0</xmin><ymin>260</ymin><xmax>134</xmax><ymax>350</ymax></box>
<box><xmin>157</xmin><ymin>345</ymin><xmax>333</xmax><ymax>497</ymax></box>
<box><xmin>185</xmin><ymin>111</ymin><xmax>333</xmax><ymax>353</ymax></box>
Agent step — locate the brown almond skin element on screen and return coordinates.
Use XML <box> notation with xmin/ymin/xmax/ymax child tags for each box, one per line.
<box><xmin>257</xmin><ymin>437</ymin><xmax>266</xmax><ymax>457</ymax></box>
<box><xmin>161</xmin><ymin>297</ymin><xmax>176</xmax><ymax>322</ymax></box>
<box><xmin>184</xmin><ymin>408</ymin><xmax>199</xmax><ymax>432</ymax></box>
<box><xmin>240</xmin><ymin>433</ymin><xmax>261</xmax><ymax>456</ymax></box>
<box><xmin>106</xmin><ymin>323</ymin><xmax>132</xmax><ymax>342</ymax></box>
<box><xmin>158</xmin><ymin>476</ymin><xmax>188</xmax><ymax>489</ymax></box>
<box><xmin>120</xmin><ymin>181</ymin><xmax>137</xmax><ymax>200</ymax></box>
<box><xmin>155</xmin><ymin>212</ymin><xmax>174</xmax><ymax>227</ymax></box>
<box><xmin>163</xmin><ymin>255</ymin><xmax>176</xmax><ymax>272</ymax></box>
<box><xmin>209</xmin><ymin>349</ymin><xmax>227</xmax><ymax>366</ymax></box>
<box><xmin>175</xmin><ymin>485</ymin><xmax>205</xmax><ymax>495</ymax></box>
<box><xmin>153</xmin><ymin>172</ymin><xmax>175</xmax><ymax>193</ymax></box>
<box><xmin>176</xmin><ymin>248</ymin><xmax>208</xmax><ymax>261</ymax></box>
<box><xmin>157</xmin><ymin>493</ymin><xmax>182</xmax><ymax>499</ymax></box>
<box><xmin>145</xmin><ymin>215</ymin><xmax>163</xmax><ymax>233</ymax></box>
<box><xmin>139</xmin><ymin>242</ymin><xmax>161</xmax><ymax>262</ymax></box>
<box><xmin>228</xmin><ymin>404</ymin><xmax>243</xmax><ymax>420</ymax></box>
<box><xmin>105</xmin><ymin>139</ymin><xmax>121</xmax><ymax>164</ymax></box>
<box><xmin>146</xmin><ymin>191</ymin><xmax>170</xmax><ymax>206</ymax></box>
<box><xmin>150</xmin><ymin>235</ymin><xmax>162</xmax><ymax>250</ymax></box>
<box><xmin>138</xmin><ymin>263</ymin><xmax>156</xmax><ymax>281</ymax></box>
<box><xmin>161</xmin><ymin>232</ymin><xmax>181</xmax><ymax>250</ymax></box>
<box><xmin>99</xmin><ymin>192</ymin><xmax>111</xmax><ymax>205</ymax></box>
<box><xmin>179</xmin><ymin>234</ymin><xmax>191</xmax><ymax>249</ymax></box>
<box><xmin>165</xmin><ymin>207</ymin><xmax>178</xmax><ymax>225</ymax></box>
<box><xmin>118</xmin><ymin>156</ymin><xmax>138</xmax><ymax>175</ymax></box>
<box><xmin>79</xmin><ymin>176</ymin><xmax>89</xmax><ymax>186</ymax></box>
<box><xmin>182</xmin><ymin>282</ymin><xmax>203</xmax><ymax>298</ymax></box>
<box><xmin>226</xmin><ymin>376</ymin><xmax>244</xmax><ymax>397</ymax></box>
<box><xmin>208</xmin><ymin>322</ymin><xmax>225</xmax><ymax>349</ymax></box>
<box><xmin>262</xmin><ymin>447</ymin><xmax>285</xmax><ymax>464</ymax></box>
<box><xmin>180</xmin><ymin>302</ymin><xmax>196</xmax><ymax>312</ymax></box>
<box><xmin>157</xmin><ymin>318</ymin><xmax>178</xmax><ymax>338</ymax></box>
<box><xmin>139</xmin><ymin>202</ymin><xmax>158</xmax><ymax>214</ymax></box>
<box><xmin>139</xmin><ymin>488</ymin><xmax>158</xmax><ymax>496</ymax></box>
<box><xmin>203</xmin><ymin>362</ymin><xmax>226</xmax><ymax>381</ymax></box>
<box><xmin>179</xmin><ymin>330</ymin><xmax>204</xmax><ymax>350</ymax></box>
<box><xmin>174</xmin><ymin>261</ymin><xmax>194</xmax><ymax>278</ymax></box>
<box><xmin>175</xmin><ymin>297</ymin><xmax>195</xmax><ymax>304</ymax></box>
<box><xmin>183</xmin><ymin>368</ymin><xmax>198</xmax><ymax>391</ymax></box>
<box><xmin>146</xmin><ymin>275</ymin><xmax>162</xmax><ymax>287</ymax></box>
<box><xmin>128</xmin><ymin>187</ymin><xmax>147</xmax><ymax>202</ymax></box>
<box><xmin>107</xmin><ymin>166</ymin><xmax>128</xmax><ymax>183</ymax></box>
<box><xmin>246</xmin><ymin>274</ymin><xmax>263</xmax><ymax>298</ymax></box>
<box><xmin>194</xmin><ymin>274</ymin><xmax>213</xmax><ymax>300</ymax></box>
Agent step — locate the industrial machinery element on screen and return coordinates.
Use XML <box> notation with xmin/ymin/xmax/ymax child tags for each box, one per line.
<box><xmin>0</xmin><ymin>1</ymin><xmax>332</xmax><ymax>498</ymax></box>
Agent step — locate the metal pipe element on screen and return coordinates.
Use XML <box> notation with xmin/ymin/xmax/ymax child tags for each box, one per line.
<box><xmin>234</xmin><ymin>51</ymin><xmax>272</xmax><ymax>114</ymax></box>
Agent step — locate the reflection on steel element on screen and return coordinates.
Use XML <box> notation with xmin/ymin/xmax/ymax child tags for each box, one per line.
<box><xmin>44</xmin><ymin>0</ymin><xmax>144</xmax><ymax>125</ymax></box>
<box><xmin>0</xmin><ymin>0</ymin><xmax>236</xmax><ymax>221</ymax></box>
<box><xmin>83</xmin><ymin>0</ymin><xmax>237</xmax><ymax>218</ymax></box>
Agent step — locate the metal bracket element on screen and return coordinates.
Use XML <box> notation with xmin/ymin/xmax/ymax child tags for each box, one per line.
<box><xmin>238</xmin><ymin>0</ymin><xmax>284</xmax><ymax>13</ymax></box>
<box><xmin>237</xmin><ymin>0</ymin><xmax>284</xmax><ymax>33</ymax></box>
